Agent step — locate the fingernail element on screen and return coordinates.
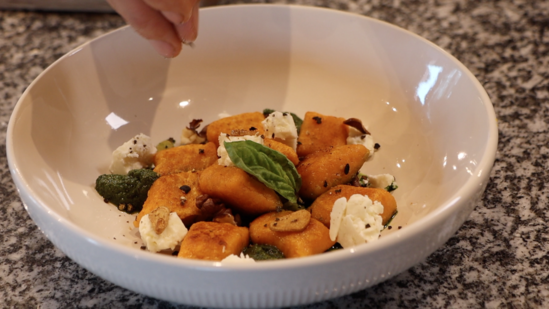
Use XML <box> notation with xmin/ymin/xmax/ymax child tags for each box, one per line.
<box><xmin>162</xmin><ymin>11</ymin><xmax>184</xmax><ymax>24</ymax></box>
<box><xmin>149</xmin><ymin>40</ymin><xmax>176</xmax><ymax>58</ymax></box>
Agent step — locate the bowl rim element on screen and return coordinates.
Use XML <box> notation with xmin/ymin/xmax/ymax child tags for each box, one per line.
<box><xmin>7</xmin><ymin>3</ymin><xmax>498</xmax><ymax>271</ymax></box>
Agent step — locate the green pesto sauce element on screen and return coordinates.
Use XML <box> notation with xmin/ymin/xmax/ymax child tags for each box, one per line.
<box><xmin>95</xmin><ymin>168</ymin><xmax>159</xmax><ymax>213</ymax></box>
<box><xmin>243</xmin><ymin>244</ymin><xmax>285</xmax><ymax>261</ymax></box>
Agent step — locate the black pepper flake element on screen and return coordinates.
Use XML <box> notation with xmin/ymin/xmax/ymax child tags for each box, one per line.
<box><xmin>283</xmin><ymin>112</ymin><xmax>289</xmax><ymax>116</ymax></box>
<box><xmin>323</xmin><ymin>180</ymin><xmax>328</xmax><ymax>187</ymax></box>
<box><xmin>388</xmin><ymin>226</ymin><xmax>393</xmax><ymax>230</ymax></box>
<box><xmin>180</xmin><ymin>185</ymin><xmax>191</xmax><ymax>194</ymax></box>
<box><xmin>366</xmin><ymin>224</ymin><xmax>371</xmax><ymax>228</ymax></box>
<box><xmin>134</xmin><ymin>241</ymin><xmax>138</xmax><ymax>244</ymax></box>
<box><xmin>104</xmin><ymin>198</ymin><xmax>109</xmax><ymax>203</ymax></box>
<box><xmin>199</xmin><ymin>149</ymin><xmax>204</xmax><ymax>154</ymax></box>
<box><xmin>140</xmin><ymin>246</ymin><xmax>146</xmax><ymax>250</ymax></box>
<box><xmin>344</xmin><ymin>163</ymin><xmax>350</xmax><ymax>175</ymax></box>
<box><xmin>335</xmin><ymin>188</ymin><xmax>342</xmax><ymax>193</ymax></box>
<box><xmin>172</xmin><ymin>251</ymin><xmax>179</xmax><ymax>256</ymax></box>
<box><xmin>264</xmin><ymin>224</ymin><xmax>267</xmax><ymax>227</ymax></box>
<box><xmin>272</xmin><ymin>133</ymin><xmax>275</xmax><ymax>138</ymax></box>
<box><xmin>217</xmin><ymin>155</ymin><xmax>221</xmax><ymax>159</ymax></box>
<box><xmin>275</xmin><ymin>218</ymin><xmax>280</xmax><ymax>221</ymax></box>
<box><xmin>312</xmin><ymin>116</ymin><xmax>322</xmax><ymax>124</ymax></box>
<box><xmin>398</xmin><ymin>226</ymin><xmax>402</xmax><ymax>229</ymax></box>
<box><xmin>261</xmin><ymin>135</ymin><xmax>265</xmax><ymax>139</ymax></box>
<box><xmin>297</xmin><ymin>141</ymin><xmax>302</xmax><ymax>145</ymax></box>
<box><xmin>133</xmin><ymin>140</ymin><xmax>137</xmax><ymax>144</ymax></box>
<box><xmin>273</xmin><ymin>222</ymin><xmax>278</xmax><ymax>226</ymax></box>
<box><xmin>374</xmin><ymin>143</ymin><xmax>381</xmax><ymax>150</ymax></box>
<box><xmin>250</xmin><ymin>126</ymin><xmax>257</xmax><ymax>131</ymax></box>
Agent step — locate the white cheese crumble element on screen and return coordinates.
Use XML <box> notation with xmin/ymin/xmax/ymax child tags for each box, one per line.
<box><xmin>218</xmin><ymin>112</ymin><xmax>231</xmax><ymax>119</ymax></box>
<box><xmin>347</xmin><ymin>127</ymin><xmax>375</xmax><ymax>158</ymax></box>
<box><xmin>262</xmin><ymin>111</ymin><xmax>298</xmax><ymax>150</ymax></box>
<box><xmin>221</xmin><ymin>253</ymin><xmax>256</xmax><ymax>264</ymax></box>
<box><xmin>180</xmin><ymin>127</ymin><xmax>206</xmax><ymax>145</ymax></box>
<box><xmin>139</xmin><ymin>212</ymin><xmax>188</xmax><ymax>253</ymax></box>
<box><xmin>110</xmin><ymin>133</ymin><xmax>156</xmax><ymax>175</ymax></box>
<box><xmin>367</xmin><ymin>174</ymin><xmax>397</xmax><ymax>190</ymax></box>
<box><xmin>329</xmin><ymin>194</ymin><xmax>384</xmax><ymax>248</ymax></box>
<box><xmin>217</xmin><ymin>133</ymin><xmax>264</xmax><ymax>166</ymax></box>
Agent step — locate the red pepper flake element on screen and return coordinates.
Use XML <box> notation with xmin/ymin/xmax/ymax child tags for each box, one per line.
<box><xmin>179</xmin><ymin>185</ymin><xmax>191</xmax><ymax>194</ymax></box>
<box><xmin>344</xmin><ymin>163</ymin><xmax>350</xmax><ymax>175</ymax></box>
<box><xmin>323</xmin><ymin>180</ymin><xmax>328</xmax><ymax>187</ymax></box>
<box><xmin>312</xmin><ymin>116</ymin><xmax>322</xmax><ymax>124</ymax></box>
<box><xmin>198</xmin><ymin>149</ymin><xmax>204</xmax><ymax>154</ymax></box>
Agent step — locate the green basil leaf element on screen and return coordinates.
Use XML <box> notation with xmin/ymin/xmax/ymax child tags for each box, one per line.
<box><xmin>225</xmin><ymin>140</ymin><xmax>301</xmax><ymax>203</ymax></box>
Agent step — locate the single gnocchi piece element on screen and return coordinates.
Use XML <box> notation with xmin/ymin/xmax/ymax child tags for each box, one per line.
<box><xmin>249</xmin><ymin>211</ymin><xmax>335</xmax><ymax>258</ymax></box>
<box><xmin>178</xmin><ymin>221</ymin><xmax>249</xmax><ymax>261</ymax></box>
<box><xmin>264</xmin><ymin>138</ymin><xmax>299</xmax><ymax>166</ymax></box>
<box><xmin>309</xmin><ymin>185</ymin><xmax>397</xmax><ymax>227</ymax></box>
<box><xmin>153</xmin><ymin>142</ymin><xmax>217</xmax><ymax>176</ymax></box>
<box><xmin>198</xmin><ymin>164</ymin><xmax>282</xmax><ymax>216</ymax></box>
<box><xmin>134</xmin><ymin>171</ymin><xmax>207</xmax><ymax>228</ymax></box>
<box><xmin>206</xmin><ymin>112</ymin><xmax>266</xmax><ymax>148</ymax></box>
<box><xmin>296</xmin><ymin>111</ymin><xmax>349</xmax><ymax>157</ymax></box>
<box><xmin>297</xmin><ymin>144</ymin><xmax>369</xmax><ymax>201</ymax></box>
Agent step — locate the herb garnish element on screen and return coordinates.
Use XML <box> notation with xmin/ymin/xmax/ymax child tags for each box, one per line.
<box><xmin>225</xmin><ymin>140</ymin><xmax>302</xmax><ymax>203</ymax></box>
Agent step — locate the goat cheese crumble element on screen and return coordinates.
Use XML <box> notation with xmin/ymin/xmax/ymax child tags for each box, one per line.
<box><xmin>329</xmin><ymin>194</ymin><xmax>384</xmax><ymax>248</ymax></box>
<box><xmin>367</xmin><ymin>174</ymin><xmax>397</xmax><ymax>190</ymax></box>
<box><xmin>217</xmin><ymin>133</ymin><xmax>264</xmax><ymax>166</ymax></box>
<box><xmin>110</xmin><ymin>133</ymin><xmax>156</xmax><ymax>175</ymax></box>
<box><xmin>347</xmin><ymin>127</ymin><xmax>375</xmax><ymax>158</ymax></box>
<box><xmin>262</xmin><ymin>111</ymin><xmax>298</xmax><ymax>150</ymax></box>
<box><xmin>139</xmin><ymin>212</ymin><xmax>188</xmax><ymax>253</ymax></box>
<box><xmin>221</xmin><ymin>253</ymin><xmax>257</xmax><ymax>264</ymax></box>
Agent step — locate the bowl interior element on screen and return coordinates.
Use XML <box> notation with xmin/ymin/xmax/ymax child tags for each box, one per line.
<box><xmin>9</xmin><ymin>5</ymin><xmax>494</xmax><ymax>252</ymax></box>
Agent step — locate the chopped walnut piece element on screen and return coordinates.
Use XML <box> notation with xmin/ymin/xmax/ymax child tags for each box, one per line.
<box><xmin>149</xmin><ymin>206</ymin><xmax>171</xmax><ymax>235</ymax></box>
<box><xmin>343</xmin><ymin>118</ymin><xmax>370</xmax><ymax>135</ymax></box>
<box><xmin>269</xmin><ymin>209</ymin><xmax>311</xmax><ymax>232</ymax></box>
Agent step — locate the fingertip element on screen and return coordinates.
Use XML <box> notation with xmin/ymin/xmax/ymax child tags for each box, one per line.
<box><xmin>149</xmin><ymin>39</ymin><xmax>181</xmax><ymax>58</ymax></box>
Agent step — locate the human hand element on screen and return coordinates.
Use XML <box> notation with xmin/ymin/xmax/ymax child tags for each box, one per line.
<box><xmin>107</xmin><ymin>0</ymin><xmax>200</xmax><ymax>58</ymax></box>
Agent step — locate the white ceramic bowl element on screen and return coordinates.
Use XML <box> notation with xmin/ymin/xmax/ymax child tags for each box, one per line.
<box><xmin>7</xmin><ymin>4</ymin><xmax>497</xmax><ymax>308</ymax></box>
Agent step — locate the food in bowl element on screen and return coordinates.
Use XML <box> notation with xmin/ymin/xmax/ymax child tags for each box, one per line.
<box><xmin>95</xmin><ymin>109</ymin><xmax>399</xmax><ymax>261</ymax></box>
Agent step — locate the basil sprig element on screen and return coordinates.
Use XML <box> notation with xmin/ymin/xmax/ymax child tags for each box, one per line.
<box><xmin>224</xmin><ymin>140</ymin><xmax>301</xmax><ymax>203</ymax></box>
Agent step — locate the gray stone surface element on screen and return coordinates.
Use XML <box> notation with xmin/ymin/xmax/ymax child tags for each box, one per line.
<box><xmin>1</xmin><ymin>0</ymin><xmax>549</xmax><ymax>308</ymax></box>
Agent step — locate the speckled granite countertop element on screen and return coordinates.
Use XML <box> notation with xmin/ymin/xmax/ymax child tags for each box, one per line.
<box><xmin>1</xmin><ymin>0</ymin><xmax>548</xmax><ymax>308</ymax></box>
